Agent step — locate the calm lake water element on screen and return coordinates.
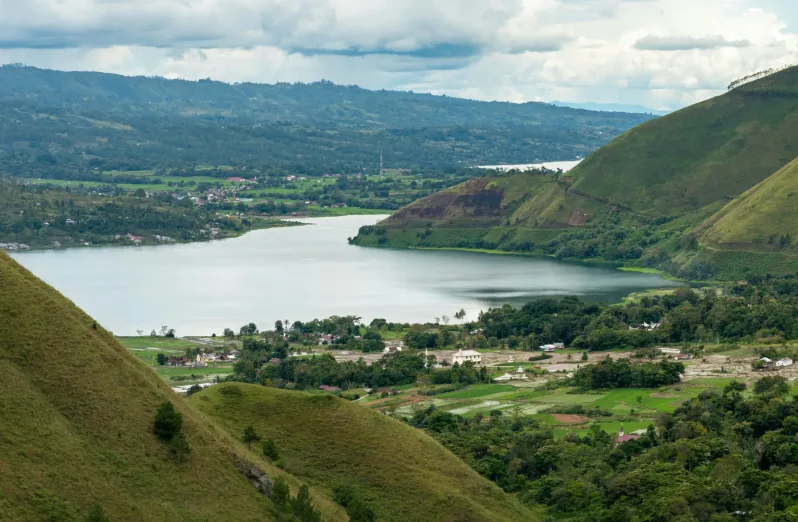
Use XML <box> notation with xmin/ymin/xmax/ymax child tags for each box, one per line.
<box><xmin>11</xmin><ymin>215</ymin><xmax>679</xmax><ymax>335</ymax></box>
<box><xmin>476</xmin><ymin>160</ymin><xmax>583</xmax><ymax>171</ymax></box>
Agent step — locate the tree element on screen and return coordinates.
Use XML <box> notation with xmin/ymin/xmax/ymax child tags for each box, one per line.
<box><xmin>168</xmin><ymin>431</ymin><xmax>191</xmax><ymax>462</ymax></box>
<box><xmin>271</xmin><ymin>476</ymin><xmax>290</xmax><ymax>509</ymax></box>
<box><xmin>291</xmin><ymin>485</ymin><xmax>322</xmax><ymax>522</ymax></box>
<box><xmin>262</xmin><ymin>438</ymin><xmax>279</xmax><ymax>460</ymax></box>
<box><xmin>153</xmin><ymin>402</ymin><xmax>183</xmax><ymax>443</ymax></box>
<box><xmin>186</xmin><ymin>384</ymin><xmax>204</xmax><ymax>396</ymax></box>
<box><xmin>240</xmin><ymin>323</ymin><xmax>258</xmax><ymax>336</ymax></box>
<box><xmin>455</xmin><ymin>309</ymin><xmax>466</xmax><ymax>321</ymax></box>
<box><xmin>150</xmin><ymin>329</ymin><xmax>157</xmax><ymax>337</ymax></box>
<box><xmin>136</xmin><ymin>329</ymin><xmax>144</xmax><ymax>336</ymax></box>
<box><xmin>274</xmin><ymin>320</ymin><xmax>284</xmax><ymax>334</ymax></box>
<box><xmin>347</xmin><ymin>496</ymin><xmax>376</xmax><ymax>522</ymax></box>
<box><xmin>159</xmin><ymin>326</ymin><xmax>169</xmax><ymax>336</ymax></box>
<box><xmin>223</xmin><ymin>328</ymin><xmax>235</xmax><ymax>338</ymax></box>
<box><xmin>754</xmin><ymin>376</ymin><xmax>790</xmax><ymax>396</ymax></box>
<box><xmin>242</xmin><ymin>425</ymin><xmax>261</xmax><ymax>447</ymax></box>
<box><xmin>581</xmin><ymin>352</ymin><xmax>588</xmax><ymax>362</ymax></box>
<box><xmin>156</xmin><ymin>353</ymin><xmax>168</xmax><ymax>366</ymax></box>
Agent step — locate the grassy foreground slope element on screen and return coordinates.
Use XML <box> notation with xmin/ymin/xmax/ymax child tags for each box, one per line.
<box><xmin>192</xmin><ymin>383</ymin><xmax>538</xmax><ymax>522</ymax></box>
<box><xmin>0</xmin><ymin>251</ymin><xmax>329</xmax><ymax>521</ymax></box>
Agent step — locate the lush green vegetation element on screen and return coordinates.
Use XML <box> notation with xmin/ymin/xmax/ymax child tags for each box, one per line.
<box><xmin>475</xmin><ymin>281</ymin><xmax>798</xmax><ymax>349</ymax></box>
<box><xmin>0</xmin><ymin>250</ymin><xmax>342</xmax><ymax>521</ymax></box>
<box><xmin>0</xmin><ymin>64</ymin><xmax>649</xmax><ymax>176</ymax></box>
<box><xmin>570</xmin><ymin>358</ymin><xmax>684</xmax><ymax>389</ymax></box>
<box><xmin>352</xmin><ymin>65</ymin><xmax>798</xmax><ymax>280</ymax></box>
<box><xmin>0</xmin><ymin>181</ymin><xmax>283</xmax><ymax>249</ymax></box>
<box><xmin>191</xmin><ymin>383</ymin><xmax>536</xmax><ymax>522</ymax></box>
<box><xmin>408</xmin><ymin>377</ymin><xmax>798</xmax><ymax>521</ymax></box>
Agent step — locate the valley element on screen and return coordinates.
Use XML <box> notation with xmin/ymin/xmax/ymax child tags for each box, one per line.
<box><xmin>3</xmin><ymin>52</ymin><xmax>798</xmax><ymax>522</ymax></box>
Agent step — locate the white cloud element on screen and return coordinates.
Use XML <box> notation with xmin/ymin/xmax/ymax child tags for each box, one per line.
<box><xmin>0</xmin><ymin>0</ymin><xmax>795</xmax><ymax>110</ymax></box>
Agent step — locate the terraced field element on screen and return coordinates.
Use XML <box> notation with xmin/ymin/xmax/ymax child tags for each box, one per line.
<box><xmin>374</xmin><ymin>378</ymin><xmax>741</xmax><ymax>437</ymax></box>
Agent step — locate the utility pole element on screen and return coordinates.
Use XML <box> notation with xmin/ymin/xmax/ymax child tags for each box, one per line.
<box><xmin>379</xmin><ymin>150</ymin><xmax>383</xmax><ymax>175</ymax></box>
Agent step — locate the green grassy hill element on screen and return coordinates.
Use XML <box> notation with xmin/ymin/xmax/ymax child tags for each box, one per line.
<box><xmin>191</xmin><ymin>383</ymin><xmax>537</xmax><ymax>522</ymax></box>
<box><xmin>698</xmin><ymin>156</ymin><xmax>798</xmax><ymax>249</ymax></box>
<box><xmin>0</xmin><ymin>251</ymin><xmax>348</xmax><ymax>521</ymax></box>
<box><xmin>353</xmin><ymin>66</ymin><xmax>798</xmax><ymax>279</ymax></box>
<box><xmin>569</xmin><ymin>65</ymin><xmax>798</xmax><ymax>218</ymax></box>
<box><xmin>659</xmin><ymin>155</ymin><xmax>798</xmax><ymax>280</ymax></box>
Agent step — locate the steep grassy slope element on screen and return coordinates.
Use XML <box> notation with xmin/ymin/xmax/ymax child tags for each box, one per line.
<box><xmin>192</xmin><ymin>383</ymin><xmax>538</xmax><ymax>522</ymax></box>
<box><xmin>0</xmin><ymin>252</ymin><xmax>346</xmax><ymax>521</ymax></box>
<box><xmin>698</xmin><ymin>156</ymin><xmax>798</xmax><ymax>249</ymax></box>
<box><xmin>569</xmin><ymin>65</ymin><xmax>798</xmax><ymax>218</ymax></box>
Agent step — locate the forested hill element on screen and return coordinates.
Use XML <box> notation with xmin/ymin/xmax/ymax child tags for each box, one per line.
<box><xmin>0</xmin><ymin>64</ymin><xmax>652</xmax><ymax>174</ymax></box>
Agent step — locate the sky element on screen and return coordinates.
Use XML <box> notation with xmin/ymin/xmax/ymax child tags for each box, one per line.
<box><xmin>0</xmin><ymin>0</ymin><xmax>796</xmax><ymax>111</ymax></box>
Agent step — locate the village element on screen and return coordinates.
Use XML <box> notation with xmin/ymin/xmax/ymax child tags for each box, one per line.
<box><xmin>120</xmin><ymin>327</ymin><xmax>798</xmax><ymax>445</ymax></box>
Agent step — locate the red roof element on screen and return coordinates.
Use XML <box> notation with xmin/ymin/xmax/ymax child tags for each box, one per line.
<box><xmin>616</xmin><ymin>434</ymin><xmax>641</xmax><ymax>443</ymax></box>
<box><xmin>227</xmin><ymin>177</ymin><xmax>246</xmax><ymax>182</ymax></box>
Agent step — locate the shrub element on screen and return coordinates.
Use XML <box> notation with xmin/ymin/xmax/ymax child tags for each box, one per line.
<box><xmin>262</xmin><ymin>439</ymin><xmax>279</xmax><ymax>461</ymax></box>
<box><xmin>153</xmin><ymin>402</ymin><xmax>183</xmax><ymax>443</ymax></box>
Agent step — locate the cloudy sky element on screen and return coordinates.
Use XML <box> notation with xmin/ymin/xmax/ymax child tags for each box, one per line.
<box><xmin>1</xmin><ymin>0</ymin><xmax>796</xmax><ymax>110</ymax></box>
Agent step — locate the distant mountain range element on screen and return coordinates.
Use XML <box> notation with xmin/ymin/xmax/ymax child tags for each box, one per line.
<box><xmin>353</xmin><ymin>66</ymin><xmax>798</xmax><ymax>280</ymax></box>
<box><xmin>0</xmin><ymin>65</ymin><xmax>653</xmax><ymax>176</ymax></box>
<box><xmin>551</xmin><ymin>101</ymin><xmax>671</xmax><ymax>115</ymax></box>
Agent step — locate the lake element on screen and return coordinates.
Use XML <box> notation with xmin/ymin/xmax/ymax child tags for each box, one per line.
<box><xmin>11</xmin><ymin>215</ymin><xmax>680</xmax><ymax>336</ymax></box>
<box><xmin>476</xmin><ymin>160</ymin><xmax>583</xmax><ymax>171</ymax></box>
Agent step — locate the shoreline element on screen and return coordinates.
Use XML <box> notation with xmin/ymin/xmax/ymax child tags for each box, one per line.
<box><xmin>353</xmin><ymin>242</ymin><xmax>692</xmax><ymax>284</ymax></box>
<box><xmin>3</xmin><ymin>211</ymin><xmax>388</xmax><ymax>254</ymax></box>
<box><xmin>4</xmin><ymin>219</ymin><xmax>305</xmax><ymax>254</ymax></box>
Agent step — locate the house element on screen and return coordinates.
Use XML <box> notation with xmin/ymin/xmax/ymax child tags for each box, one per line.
<box><xmin>776</xmin><ymin>358</ymin><xmax>794</xmax><ymax>368</ymax></box>
<box><xmin>760</xmin><ymin>357</ymin><xmax>774</xmax><ymax>368</ymax></box>
<box><xmin>167</xmin><ymin>356</ymin><xmax>190</xmax><ymax>367</ymax></box>
<box><xmin>539</xmin><ymin>343</ymin><xmax>565</xmax><ymax>352</ymax></box>
<box><xmin>376</xmin><ymin>387</ymin><xmax>400</xmax><ymax>396</ymax></box>
<box><xmin>319</xmin><ymin>385</ymin><xmax>341</xmax><ymax>392</ymax></box>
<box><xmin>630</xmin><ymin>322</ymin><xmax>662</xmax><ymax>331</ymax></box>
<box><xmin>494</xmin><ymin>373</ymin><xmax>515</xmax><ymax>382</ymax></box>
<box><xmin>383</xmin><ymin>340</ymin><xmax>404</xmax><ymax>354</ymax></box>
<box><xmin>673</xmin><ymin>354</ymin><xmax>692</xmax><ymax>361</ymax></box>
<box><xmin>319</xmin><ymin>334</ymin><xmax>338</xmax><ymax>345</ymax></box>
<box><xmin>227</xmin><ymin>177</ymin><xmax>246</xmax><ymax>182</ymax></box>
<box><xmin>452</xmin><ymin>349</ymin><xmax>483</xmax><ymax>366</ymax></box>
<box><xmin>615</xmin><ymin>425</ymin><xmax>641</xmax><ymax>444</ymax></box>
<box><xmin>268</xmin><ymin>358</ymin><xmax>282</xmax><ymax>365</ymax></box>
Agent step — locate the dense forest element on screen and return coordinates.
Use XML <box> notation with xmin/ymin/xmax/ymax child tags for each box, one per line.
<box><xmin>0</xmin><ymin>65</ymin><xmax>651</xmax><ymax>175</ymax></box>
<box><xmin>410</xmin><ymin>376</ymin><xmax>798</xmax><ymax>521</ymax></box>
